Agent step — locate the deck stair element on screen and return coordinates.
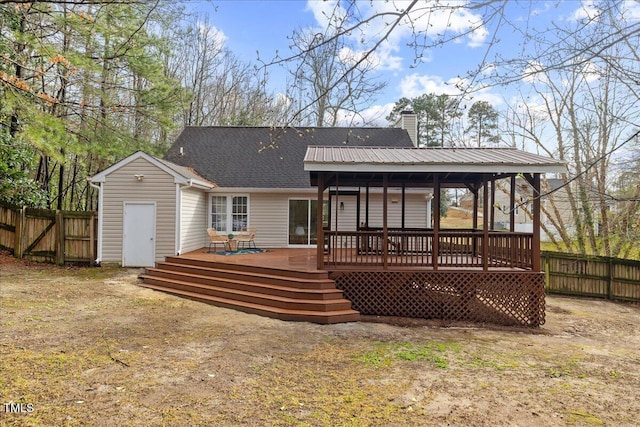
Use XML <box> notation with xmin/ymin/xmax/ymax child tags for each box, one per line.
<box><xmin>139</xmin><ymin>255</ymin><xmax>360</xmax><ymax>324</ymax></box>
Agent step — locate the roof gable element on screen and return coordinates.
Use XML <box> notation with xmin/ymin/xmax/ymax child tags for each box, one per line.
<box><xmin>164</xmin><ymin>127</ymin><xmax>414</xmax><ymax>188</ymax></box>
<box><xmin>90</xmin><ymin>151</ymin><xmax>215</xmax><ymax>188</ymax></box>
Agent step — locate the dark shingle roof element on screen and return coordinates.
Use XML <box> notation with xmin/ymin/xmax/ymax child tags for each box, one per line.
<box><xmin>164</xmin><ymin>126</ymin><xmax>414</xmax><ymax>188</ymax></box>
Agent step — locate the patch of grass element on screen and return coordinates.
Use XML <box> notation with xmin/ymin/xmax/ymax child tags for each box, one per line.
<box><xmin>566</xmin><ymin>409</ymin><xmax>605</xmax><ymax>425</ymax></box>
<box><xmin>353</xmin><ymin>341</ymin><xmax>460</xmax><ymax>369</ymax></box>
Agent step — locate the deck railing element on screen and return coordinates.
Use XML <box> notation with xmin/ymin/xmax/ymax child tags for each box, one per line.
<box><xmin>323</xmin><ymin>229</ymin><xmax>533</xmax><ymax>270</ymax></box>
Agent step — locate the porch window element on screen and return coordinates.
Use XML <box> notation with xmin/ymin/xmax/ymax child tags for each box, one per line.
<box><xmin>210</xmin><ymin>195</ymin><xmax>248</xmax><ymax>233</ymax></box>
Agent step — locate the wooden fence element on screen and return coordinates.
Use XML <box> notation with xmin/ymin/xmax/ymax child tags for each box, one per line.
<box><xmin>543</xmin><ymin>251</ymin><xmax>640</xmax><ymax>303</ymax></box>
<box><xmin>0</xmin><ymin>203</ymin><xmax>97</xmax><ymax>265</ymax></box>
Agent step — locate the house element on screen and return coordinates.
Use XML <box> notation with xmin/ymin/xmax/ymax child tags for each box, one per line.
<box><xmin>89</xmin><ymin>120</ymin><xmax>422</xmax><ymax>266</ymax></box>
<box><xmin>90</xmin><ymin>119</ymin><xmax>566</xmax><ymax>326</ymax></box>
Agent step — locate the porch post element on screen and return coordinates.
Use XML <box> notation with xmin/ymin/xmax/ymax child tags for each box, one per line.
<box><xmin>472</xmin><ymin>187</ymin><xmax>479</xmax><ymax>231</ymax></box>
<box><xmin>365</xmin><ymin>184</ymin><xmax>370</xmax><ymax>226</ymax></box>
<box><xmin>483</xmin><ymin>174</ymin><xmax>489</xmax><ymax>271</ymax></box>
<box><xmin>316</xmin><ymin>172</ymin><xmax>325</xmax><ymax>270</ymax></box>
<box><xmin>383</xmin><ymin>173</ymin><xmax>389</xmax><ymax>270</ymax></box>
<box><xmin>510</xmin><ymin>175</ymin><xmax>516</xmax><ymax>232</ymax></box>
<box><xmin>433</xmin><ymin>174</ymin><xmax>440</xmax><ymax>270</ymax></box>
<box><xmin>490</xmin><ymin>177</ymin><xmax>496</xmax><ymax>230</ymax></box>
<box><xmin>401</xmin><ymin>183</ymin><xmax>406</xmax><ymax>229</ymax></box>
<box><xmin>532</xmin><ymin>173</ymin><xmax>541</xmax><ymax>272</ymax></box>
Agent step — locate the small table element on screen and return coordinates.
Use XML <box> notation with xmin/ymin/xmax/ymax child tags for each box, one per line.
<box><xmin>226</xmin><ymin>239</ymin><xmax>238</xmax><ymax>252</ymax></box>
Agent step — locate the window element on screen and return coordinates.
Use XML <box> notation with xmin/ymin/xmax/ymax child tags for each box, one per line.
<box><xmin>210</xmin><ymin>195</ymin><xmax>248</xmax><ymax>233</ymax></box>
<box><xmin>232</xmin><ymin>196</ymin><xmax>248</xmax><ymax>232</ymax></box>
<box><xmin>211</xmin><ymin>196</ymin><xmax>227</xmax><ymax>231</ymax></box>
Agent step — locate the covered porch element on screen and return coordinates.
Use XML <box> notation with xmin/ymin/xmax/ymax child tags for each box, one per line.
<box><xmin>306</xmin><ymin>146</ymin><xmax>566</xmax><ymax>326</ymax></box>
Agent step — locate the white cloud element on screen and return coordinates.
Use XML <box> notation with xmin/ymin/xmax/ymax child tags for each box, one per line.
<box><xmin>335</xmin><ymin>103</ymin><xmax>395</xmax><ymax>127</ymax></box>
<box><xmin>570</xmin><ymin>1</ymin><xmax>602</xmax><ymax>22</ymax></box>
<box><xmin>196</xmin><ymin>21</ymin><xmax>227</xmax><ymax>49</ymax></box>
<box><xmin>399</xmin><ymin>73</ymin><xmax>465</xmax><ymax>98</ymax></box>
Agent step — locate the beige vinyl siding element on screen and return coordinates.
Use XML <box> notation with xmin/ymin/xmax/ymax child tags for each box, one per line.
<box><xmin>180</xmin><ymin>187</ymin><xmax>208</xmax><ymax>253</ymax></box>
<box><xmin>246</xmin><ymin>193</ymin><xmax>295</xmax><ymax>248</ymax></box>
<box><xmin>102</xmin><ymin>157</ymin><xmax>176</xmax><ymax>263</ymax></box>
<box><xmin>243</xmin><ymin>190</ymin><xmax>428</xmax><ymax>249</ymax></box>
<box><xmin>333</xmin><ymin>191</ymin><xmax>429</xmax><ymax>230</ymax></box>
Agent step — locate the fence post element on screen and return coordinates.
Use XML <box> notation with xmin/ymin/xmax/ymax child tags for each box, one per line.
<box><xmin>14</xmin><ymin>206</ymin><xmax>26</xmax><ymax>259</ymax></box>
<box><xmin>89</xmin><ymin>212</ymin><xmax>96</xmax><ymax>265</ymax></box>
<box><xmin>55</xmin><ymin>210</ymin><xmax>64</xmax><ymax>265</ymax></box>
<box><xmin>607</xmin><ymin>258</ymin><xmax>613</xmax><ymax>300</ymax></box>
<box><xmin>542</xmin><ymin>252</ymin><xmax>550</xmax><ymax>290</ymax></box>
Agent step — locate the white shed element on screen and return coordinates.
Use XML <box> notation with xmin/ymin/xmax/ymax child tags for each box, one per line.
<box><xmin>89</xmin><ymin>151</ymin><xmax>215</xmax><ymax>267</ymax></box>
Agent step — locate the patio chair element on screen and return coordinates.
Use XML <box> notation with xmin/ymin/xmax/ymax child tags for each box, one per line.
<box><xmin>207</xmin><ymin>228</ymin><xmax>229</xmax><ymax>252</ymax></box>
<box><xmin>237</xmin><ymin>227</ymin><xmax>257</xmax><ymax>249</ymax></box>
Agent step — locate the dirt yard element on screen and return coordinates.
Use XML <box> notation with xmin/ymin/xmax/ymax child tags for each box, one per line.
<box><xmin>1</xmin><ymin>252</ymin><xmax>638</xmax><ymax>426</ymax></box>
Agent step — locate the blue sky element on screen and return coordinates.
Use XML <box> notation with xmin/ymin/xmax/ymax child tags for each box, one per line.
<box><xmin>190</xmin><ymin>1</ymin><xmax>623</xmax><ymax>125</ymax></box>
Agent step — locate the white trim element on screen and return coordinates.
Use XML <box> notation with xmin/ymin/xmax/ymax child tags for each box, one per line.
<box><xmin>209</xmin><ymin>193</ymin><xmax>250</xmax><ymax>234</ymax></box>
<box><xmin>208</xmin><ymin>186</ymin><xmax>430</xmax><ymax>194</ymax></box>
<box><xmin>208</xmin><ymin>187</ymin><xmax>318</xmax><ymax>194</ymax></box>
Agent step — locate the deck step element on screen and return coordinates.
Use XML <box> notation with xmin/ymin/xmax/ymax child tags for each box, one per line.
<box><xmin>163</xmin><ymin>255</ymin><xmax>329</xmax><ymax>280</ymax></box>
<box><xmin>153</xmin><ymin>262</ymin><xmax>337</xmax><ymax>289</ymax></box>
<box><xmin>138</xmin><ymin>282</ymin><xmax>360</xmax><ymax>324</ymax></box>
<box><xmin>139</xmin><ymin>274</ymin><xmax>353</xmax><ymax>312</ymax></box>
<box><xmin>139</xmin><ymin>256</ymin><xmax>360</xmax><ymax>324</ymax></box>
<box><xmin>143</xmin><ymin>268</ymin><xmax>343</xmax><ymax>300</ymax></box>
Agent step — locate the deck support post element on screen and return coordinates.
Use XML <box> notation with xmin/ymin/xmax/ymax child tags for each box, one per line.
<box><xmin>532</xmin><ymin>173</ymin><xmax>541</xmax><ymax>272</ymax></box>
<box><xmin>316</xmin><ymin>173</ymin><xmax>325</xmax><ymax>270</ymax></box>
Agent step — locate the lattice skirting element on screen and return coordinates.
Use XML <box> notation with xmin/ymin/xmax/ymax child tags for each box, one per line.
<box><xmin>330</xmin><ymin>271</ymin><xmax>546</xmax><ymax>327</ymax></box>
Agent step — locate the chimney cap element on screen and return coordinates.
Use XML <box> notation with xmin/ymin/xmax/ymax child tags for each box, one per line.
<box><xmin>400</xmin><ymin>110</ymin><xmax>415</xmax><ymax>115</ymax></box>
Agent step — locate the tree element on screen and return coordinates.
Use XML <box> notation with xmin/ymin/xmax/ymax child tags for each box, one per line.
<box><xmin>0</xmin><ymin>1</ymin><xmax>187</xmax><ymax>210</ymax></box>
<box><xmin>466</xmin><ymin>100</ymin><xmax>500</xmax><ymax>147</ymax></box>
<box><xmin>506</xmin><ymin>20</ymin><xmax>639</xmax><ymax>258</ymax></box>
<box><xmin>286</xmin><ymin>26</ymin><xmax>386</xmax><ymax>127</ymax></box>
<box><xmin>160</xmin><ymin>15</ymin><xmax>285</xmax><ymax>128</ymax></box>
<box><xmin>387</xmin><ymin>93</ymin><xmax>462</xmax><ymax>147</ymax></box>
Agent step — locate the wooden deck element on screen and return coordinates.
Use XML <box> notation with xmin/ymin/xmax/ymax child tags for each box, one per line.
<box><xmin>139</xmin><ymin>247</ymin><xmax>546</xmax><ymax>326</ymax></box>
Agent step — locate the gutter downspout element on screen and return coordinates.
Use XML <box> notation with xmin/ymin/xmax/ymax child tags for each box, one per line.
<box><xmin>174</xmin><ymin>179</ymin><xmax>201</xmax><ymax>255</ymax></box>
<box><xmin>175</xmin><ymin>183</ymin><xmax>181</xmax><ymax>255</ymax></box>
<box><xmin>87</xmin><ymin>179</ymin><xmax>103</xmax><ymax>264</ymax></box>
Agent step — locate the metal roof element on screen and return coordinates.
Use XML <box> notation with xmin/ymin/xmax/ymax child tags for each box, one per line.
<box><xmin>304</xmin><ymin>146</ymin><xmax>566</xmax><ymax>174</ymax></box>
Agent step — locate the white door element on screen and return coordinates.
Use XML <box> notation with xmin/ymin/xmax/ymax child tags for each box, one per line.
<box><xmin>123</xmin><ymin>202</ymin><xmax>156</xmax><ymax>267</ymax></box>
